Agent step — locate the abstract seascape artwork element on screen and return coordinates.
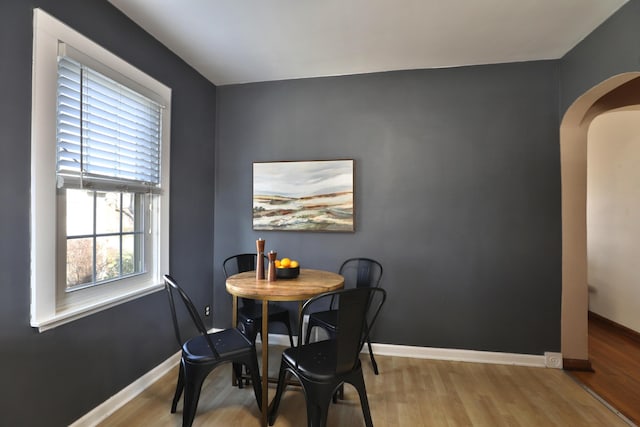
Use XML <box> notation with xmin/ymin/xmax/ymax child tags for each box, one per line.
<box><xmin>252</xmin><ymin>160</ymin><xmax>354</xmax><ymax>232</ymax></box>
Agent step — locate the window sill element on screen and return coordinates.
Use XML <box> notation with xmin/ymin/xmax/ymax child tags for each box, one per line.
<box><xmin>31</xmin><ymin>283</ymin><xmax>164</xmax><ymax>332</ymax></box>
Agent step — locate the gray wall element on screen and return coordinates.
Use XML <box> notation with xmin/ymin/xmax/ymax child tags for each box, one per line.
<box><xmin>214</xmin><ymin>62</ymin><xmax>563</xmax><ymax>354</ymax></box>
<box><xmin>1</xmin><ymin>0</ymin><xmax>638</xmax><ymax>424</ymax></box>
<box><xmin>0</xmin><ymin>1</ymin><xmax>216</xmax><ymax>425</ymax></box>
<box><xmin>560</xmin><ymin>0</ymin><xmax>640</xmax><ymax>112</ymax></box>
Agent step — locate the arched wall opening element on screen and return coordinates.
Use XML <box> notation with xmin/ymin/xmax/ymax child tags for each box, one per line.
<box><xmin>560</xmin><ymin>72</ymin><xmax>640</xmax><ymax>365</ymax></box>
<box><xmin>587</xmin><ymin>108</ymin><xmax>640</xmax><ymax>333</ymax></box>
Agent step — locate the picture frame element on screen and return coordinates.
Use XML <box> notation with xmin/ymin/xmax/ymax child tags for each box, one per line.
<box><xmin>253</xmin><ymin>159</ymin><xmax>355</xmax><ymax>232</ymax></box>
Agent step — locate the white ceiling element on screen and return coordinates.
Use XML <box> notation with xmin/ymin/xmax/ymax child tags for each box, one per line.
<box><xmin>108</xmin><ymin>0</ymin><xmax>628</xmax><ymax>86</ymax></box>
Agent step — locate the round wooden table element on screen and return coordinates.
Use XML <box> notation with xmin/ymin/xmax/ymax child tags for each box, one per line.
<box><xmin>225</xmin><ymin>268</ymin><xmax>344</xmax><ymax>426</ymax></box>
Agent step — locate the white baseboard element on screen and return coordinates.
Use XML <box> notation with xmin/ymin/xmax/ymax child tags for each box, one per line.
<box><xmin>70</xmin><ymin>331</ymin><xmax>561</xmax><ymax>426</ymax></box>
<box><xmin>371</xmin><ymin>342</ymin><xmax>557</xmax><ymax>368</ymax></box>
<box><xmin>69</xmin><ymin>351</ymin><xmax>181</xmax><ymax>427</ymax></box>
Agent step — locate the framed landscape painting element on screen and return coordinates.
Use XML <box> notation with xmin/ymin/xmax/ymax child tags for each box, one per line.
<box><xmin>253</xmin><ymin>159</ymin><xmax>354</xmax><ymax>232</ymax></box>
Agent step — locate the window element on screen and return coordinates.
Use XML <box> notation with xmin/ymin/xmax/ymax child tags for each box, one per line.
<box><xmin>62</xmin><ymin>190</ymin><xmax>145</xmax><ymax>290</ymax></box>
<box><xmin>31</xmin><ymin>9</ymin><xmax>171</xmax><ymax>331</ymax></box>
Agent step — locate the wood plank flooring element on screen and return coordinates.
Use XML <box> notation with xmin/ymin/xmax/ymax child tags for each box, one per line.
<box><xmin>569</xmin><ymin>313</ymin><xmax>640</xmax><ymax>425</ymax></box>
<box><xmin>98</xmin><ymin>345</ymin><xmax>626</xmax><ymax>426</ymax></box>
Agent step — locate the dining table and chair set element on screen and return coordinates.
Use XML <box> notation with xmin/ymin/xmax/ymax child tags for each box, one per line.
<box><xmin>163</xmin><ymin>255</ymin><xmax>386</xmax><ymax>427</ymax></box>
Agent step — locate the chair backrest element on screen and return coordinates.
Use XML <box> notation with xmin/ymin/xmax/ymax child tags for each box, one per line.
<box><xmin>298</xmin><ymin>287</ymin><xmax>386</xmax><ymax>374</ymax></box>
<box><xmin>339</xmin><ymin>257</ymin><xmax>383</xmax><ymax>289</ymax></box>
<box><xmin>222</xmin><ymin>253</ymin><xmax>268</xmax><ymax>308</ymax></box>
<box><xmin>222</xmin><ymin>253</ymin><xmax>260</xmax><ymax>277</ymax></box>
<box><xmin>164</xmin><ymin>274</ymin><xmax>220</xmax><ymax>358</ymax></box>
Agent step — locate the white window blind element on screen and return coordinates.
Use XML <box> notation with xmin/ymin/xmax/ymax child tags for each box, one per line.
<box><xmin>56</xmin><ymin>53</ymin><xmax>163</xmax><ymax>192</ymax></box>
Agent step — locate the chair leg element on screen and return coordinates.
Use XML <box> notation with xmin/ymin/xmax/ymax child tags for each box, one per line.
<box><xmin>244</xmin><ymin>352</ymin><xmax>263</xmax><ymax>411</ymax></box>
<box><xmin>232</xmin><ymin>362</ymin><xmax>244</xmax><ymax>388</ymax></box>
<box><xmin>171</xmin><ymin>362</ymin><xmax>185</xmax><ymax>413</ymax></box>
<box><xmin>181</xmin><ymin>363</ymin><xmax>211</xmax><ymax>427</ymax></box>
<box><xmin>268</xmin><ymin>361</ymin><xmax>291</xmax><ymax>425</ymax></box>
<box><xmin>306</xmin><ymin>403</ymin><xmax>322</xmax><ymax>427</ymax></box>
<box><xmin>317</xmin><ymin>400</ymin><xmax>331</xmax><ymax>427</ymax></box>
<box><xmin>238</xmin><ymin>321</ymin><xmax>259</xmax><ymax>387</ymax></box>
<box><xmin>303</xmin><ymin>382</ymin><xmax>334</xmax><ymax>427</ymax></box>
<box><xmin>284</xmin><ymin>318</ymin><xmax>295</xmax><ymax>347</ymax></box>
<box><xmin>348</xmin><ymin>370</ymin><xmax>373</xmax><ymax>427</ymax></box>
<box><xmin>366</xmin><ymin>336</ymin><xmax>379</xmax><ymax>375</ymax></box>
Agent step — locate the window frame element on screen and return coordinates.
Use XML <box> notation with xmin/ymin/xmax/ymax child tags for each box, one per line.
<box><xmin>30</xmin><ymin>8</ymin><xmax>171</xmax><ymax>332</ymax></box>
<box><xmin>56</xmin><ymin>189</ymin><xmax>148</xmax><ymax>297</ymax></box>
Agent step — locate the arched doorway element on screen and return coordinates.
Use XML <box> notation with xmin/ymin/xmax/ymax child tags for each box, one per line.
<box><xmin>560</xmin><ymin>72</ymin><xmax>640</xmax><ymax>365</ymax></box>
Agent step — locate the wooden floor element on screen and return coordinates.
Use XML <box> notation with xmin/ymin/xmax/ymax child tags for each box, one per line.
<box><xmin>569</xmin><ymin>314</ymin><xmax>640</xmax><ymax>425</ymax></box>
<box><xmin>98</xmin><ymin>345</ymin><xmax>626</xmax><ymax>427</ymax></box>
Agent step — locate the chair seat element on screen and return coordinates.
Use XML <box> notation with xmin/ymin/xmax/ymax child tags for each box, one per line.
<box><xmin>282</xmin><ymin>340</ymin><xmax>350</xmax><ymax>381</ymax></box>
<box><xmin>183</xmin><ymin>328</ymin><xmax>253</xmax><ymax>363</ymax></box>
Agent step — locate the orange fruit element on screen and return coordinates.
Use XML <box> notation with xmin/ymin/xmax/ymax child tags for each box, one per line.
<box><xmin>280</xmin><ymin>258</ymin><xmax>291</xmax><ymax>268</ymax></box>
<box><xmin>290</xmin><ymin>260</ymin><xmax>299</xmax><ymax>268</ymax></box>
<box><xmin>274</xmin><ymin>260</ymin><xmax>281</xmax><ymax>268</ymax></box>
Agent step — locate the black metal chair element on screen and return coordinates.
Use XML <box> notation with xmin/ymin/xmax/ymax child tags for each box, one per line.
<box><xmin>164</xmin><ymin>274</ymin><xmax>262</xmax><ymax>427</ymax></box>
<box><xmin>304</xmin><ymin>258</ymin><xmax>383</xmax><ymax>374</ymax></box>
<box><xmin>268</xmin><ymin>287</ymin><xmax>386</xmax><ymax>427</ymax></box>
<box><xmin>223</xmin><ymin>253</ymin><xmax>295</xmax><ymax>347</ymax></box>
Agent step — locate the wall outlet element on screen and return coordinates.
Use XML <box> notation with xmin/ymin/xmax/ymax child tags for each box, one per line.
<box><xmin>544</xmin><ymin>352</ymin><xmax>563</xmax><ymax>369</ymax></box>
<box><xmin>204</xmin><ymin>305</ymin><xmax>211</xmax><ymax>317</ymax></box>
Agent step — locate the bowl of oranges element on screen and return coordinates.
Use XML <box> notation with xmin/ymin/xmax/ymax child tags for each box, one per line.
<box><xmin>275</xmin><ymin>257</ymin><xmax>300</xmax><ymax>279</ymax></box>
